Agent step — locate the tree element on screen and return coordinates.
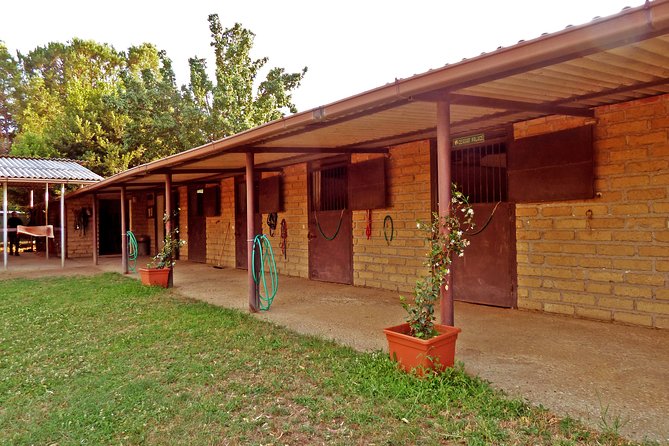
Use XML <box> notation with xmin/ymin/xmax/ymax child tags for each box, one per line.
<box><xmin>183</xmin><ymin>14</ymin><xmax>307</xmax><ymax>142</ymax></box>
<box><xmin>7</xmin><ymin>17</ymin><xmax>308</xmax><ymax>175</ymax></box>
<box><xmin>11</xmin><ymin>39</ymin><xmax>127</xmax><ymax>168</ymax></box>
<box><xmin>0</xmin><ymin>42</ymin><xmax>20</xmax><ymax>154</ymax></box>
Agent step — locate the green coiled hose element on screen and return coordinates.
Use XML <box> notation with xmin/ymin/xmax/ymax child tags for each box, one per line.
<box><xmin>127</xmin><ymin>231</ymin><xmax>138</xmax><ymax>273</ymax></box>
<box><xmin>252</xmin><ymin>234</ymin><xmax>278</xmax><ymax>311</ymax></box>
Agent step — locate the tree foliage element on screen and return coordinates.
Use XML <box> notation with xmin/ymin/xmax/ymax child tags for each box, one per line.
<box><xmin>0</xmin><ymin>42</ymin><xmax>20</xmax><ymax>154</ymax></box>
<box><xmin>3</xmin><ymin>17</ymin><xmax>307</xmax><ymax>176</ymax></box>
<box><xmin>183</xmin><ymin>14</ymin><xmax>307</xmax><ymax>141</ymax></box>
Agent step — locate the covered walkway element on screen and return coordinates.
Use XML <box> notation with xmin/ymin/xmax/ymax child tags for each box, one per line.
<box><xmin>2</xmin><ymin>258</ymin><xmax>667</xmax><ymax>442</ymax></box>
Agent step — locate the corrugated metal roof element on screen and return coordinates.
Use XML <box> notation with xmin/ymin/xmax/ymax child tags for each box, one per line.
<box><xmin>69</xmin><ymin>0</ymin><xmax>669</xmax><ymax>196</ymax></box>
<box><xmin>0</xmin><ymin>157</ymin><xmax>103</xmax><ymax>183</ymax></box>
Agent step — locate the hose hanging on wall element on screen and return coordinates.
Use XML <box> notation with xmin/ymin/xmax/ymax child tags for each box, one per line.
<box><xmin>127</xmin><ymin>231</ymin><xmax>138</xmax><ymax>273</ymax></box>
<box><xmin>314</xmin><ymin>208</ymin><xmax>345</xmax><ymax>241</ymax></box>
<box><xmin>252</xmin><ymin>234</ymin><xmax>278</xmax><ymax>311</ymax></box>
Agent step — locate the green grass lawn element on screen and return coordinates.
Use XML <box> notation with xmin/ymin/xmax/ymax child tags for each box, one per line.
<box><xmin>0</xmin><ymin>274</ymin><xmax>648</xmax><ymax>445</ymax></box>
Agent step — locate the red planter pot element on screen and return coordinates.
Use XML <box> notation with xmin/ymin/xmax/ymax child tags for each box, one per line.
<box><xmin>384</xmin><ymin>323</ymin><xmax>461</xmax><ymax>374</ymax></box>
<box><xmin>139</xmin><ymin>267</ymin><xmax>171</xmax><ymax>288</ymax></box>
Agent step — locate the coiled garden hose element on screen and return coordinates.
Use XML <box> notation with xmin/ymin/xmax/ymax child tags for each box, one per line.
<box><xmin>252</xmin><ymin>234</ymin><xmax>278</xmax><ymax>311</ymax></box>
<box><xmin>127</xmin><ymin>231</ymin><xmax>138</xmax><ymax>273</ymax></box>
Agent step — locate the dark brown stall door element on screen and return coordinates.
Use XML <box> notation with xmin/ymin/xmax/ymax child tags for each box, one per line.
<box><xmin>187</xmin><ymin>186</ymin><xmax>206</xmax><ymax>263</ymax></box>
<box><xmin>452</xmin><ymin>202</ymin><xmax>517</xmax><ymax>307</ymax></box>
<box><xmin>308</xmin><ymin>163</ymin><xmax>353</xmax><ymax>284</ymax></box>
<box><xmin>431</xmin><ymin>139</ymin><xmax>517</xmax><ymax>308</ymax></box>
<box><xmin>234</xmin><ymin>178</ymin><xmax>262</xmax><ymax>269</ymax></box>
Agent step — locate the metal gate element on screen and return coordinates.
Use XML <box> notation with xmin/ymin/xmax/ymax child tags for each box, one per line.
<box><xmin>308</xmin><ymin>162</ymin><xmax>353</xmax><ymax>284</ymax></box>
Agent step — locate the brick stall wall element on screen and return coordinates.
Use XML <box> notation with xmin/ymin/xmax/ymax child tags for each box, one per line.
<box><xmin>129</xmin><ymin>192</ymin><xmax>150</xmax><ymax>239</ymax></box>
<box><xmin>515</xmin><ymin>94</ymin><xmax>669</xmax><ymax>329</ymax></box>
<box><xmin>351</xmin><ymin>140</ymin><xmax>431</xmax><ymax>293</ymax></box>
<box><xmin>66</xmin><ymin>195</ymin><xmax>94</xmax><ymax>258</ymax></box>
<box><xmin>261</xmin><ymin>165</ymin><xmax>310</xmax><ymax>278</ymax></box>
<box><xmin>206</xmin><ymin>178</ymin><xmax>235</xmax><ymax>267</ymax></box>
<box><xmin>177</xmin><ymin>186</ymin><xmax>189</xmax><ymax>260</ymax></box>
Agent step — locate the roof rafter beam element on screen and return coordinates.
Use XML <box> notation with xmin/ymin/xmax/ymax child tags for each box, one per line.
<box><xmin>448</xmin><ymin>93</ymin><xmax>595</xmax><ymax>117</ymax></box>
<box><xmin>151</xmin><ymin>167</ymin><xmax>282</xmax><ymax>175</ymax></box>
<box><xmin>414</xmin><ymin>91</ymin><xmax>594</xmax><ymax>117</ymax></box>
<box><xmin>233</xmin><ymin>146</ymin><xmax>389</xmax><ymax>154</ymax></box>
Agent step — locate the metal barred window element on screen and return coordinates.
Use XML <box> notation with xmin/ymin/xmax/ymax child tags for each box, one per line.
<box><xmin>310</xmin><ymin>165</ymin><xmax>348</xmax><ymax>211</ymax></box>
<box><xmin>451</xmin><ymin>142</ymin><xmax>507</xmax><ymax>203</ymax></box>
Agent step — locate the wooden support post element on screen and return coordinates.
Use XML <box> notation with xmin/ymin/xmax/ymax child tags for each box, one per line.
<box><xmin>246</xmin><ymin>152</ymin><xmax>258</xmax><ymax>312</ymax></box>
<box><xmin>60</xmin><ymin>183</ymin><xmax>65</xmax><ymax>268</ymax></box>
<box><xmin>437</xmin><ymin>99</ymin><xmax>454</xmax><ymax>326</ymax></box>
<box><xmin>121</xmin><ymin>186</ymin><xmax>128</xmax><ymax>274</ymax></box>
<box><xmin>92</xmin><ymin>194</ymin><xmax>98</xmax><ymax>265</ymax></box>
<box><xmin>3</xmin><ymin>181</ymin><xmax>7</xmax><ymax>270</ymax></box>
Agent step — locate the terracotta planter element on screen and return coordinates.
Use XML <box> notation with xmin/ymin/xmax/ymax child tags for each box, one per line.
<box><xmin>384</xmin><ymin>323</ymin><xmax>461</xmax><ymax>374</ymax></box>
<box><xmin>138</xmin><ymin>267</ymin><xmax>172</xmax><ymax>288</ymax></box>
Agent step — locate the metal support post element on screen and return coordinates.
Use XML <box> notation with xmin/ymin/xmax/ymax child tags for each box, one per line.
<box><xmin>121</xmin><ymin>186</ymin><xmax>128</xmax><ymax>274</ymax></box>
<box><xmin>60</xmin><ymin>183</ymin><xmax>65</xmax><ymax>268</ymax></box>
<box><xmin>246</xmin><ymin>152</ymin><xmax>258</xmax><ymax>312</ymax></box>
<box><xmin>45</xmin><ymin>183</ymin><xmax>49</xmax><ymax>259</ymax></box>
<box><xmin>437</xmin><ymin>99</ymin><xmax>454</xmax><ymax>326</ymax></box>
<box><xmin>92</xmin><ymin>194</ymin><xmax>98</xmax><ymax>265</ymax></box>
<box><xmin>3</xmin><ymin>181</ymin><xmax>7</xmax><ymax>270</ymax></box>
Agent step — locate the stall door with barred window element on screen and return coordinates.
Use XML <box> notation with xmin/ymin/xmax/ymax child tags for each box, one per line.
<box><xmin>308</xmin><ymin>162</ymin><xmax>353</xmax><ymax>284</ymax></box>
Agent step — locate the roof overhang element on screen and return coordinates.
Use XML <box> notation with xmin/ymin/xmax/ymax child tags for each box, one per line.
<box><xmin>69</xmin><ymin>0</ymin><xmax>669</xmax><ymax>198</ymax></box>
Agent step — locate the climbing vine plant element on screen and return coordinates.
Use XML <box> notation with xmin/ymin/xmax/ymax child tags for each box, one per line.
<box><xmin>401</xmin><ymin>183</ymin><xmax>474</xmax><ymax>339</ymax></box>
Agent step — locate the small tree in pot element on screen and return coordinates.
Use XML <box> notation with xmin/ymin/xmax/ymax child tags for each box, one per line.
<box><xmin>385</xmin><ymin>184</ymin><xmax>474</xmax><ymax>373</ymax></box>
<box><xmin>139</xmin><ymin>211</ymin><xmax>186</xmax><ymax>288</ymax></box>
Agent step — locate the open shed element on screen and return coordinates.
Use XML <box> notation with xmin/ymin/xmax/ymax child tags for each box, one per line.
<box><xmin>1</xmin><ymin>156</ymin><xmax>103</xmax><ymax>270</ymax></box>
<box><xmin>66</xmin><ymin>1</ymin><xmax>669</xmax><ymax>328</ymax></box>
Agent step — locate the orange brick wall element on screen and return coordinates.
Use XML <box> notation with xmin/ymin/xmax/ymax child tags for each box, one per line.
<box><xmin>261</xmin><ymin>165</ymin><xmax>310</xmax><ymax>278</ymax></box>
<box><xmin>352</xmin><ymin>141</ymin><xmax>431</xmax><ymax>293</ymax></box>
<box><xmin>206</xmin><ymin>178</ymin><xmax>235</xmax><ymax>267</ymax></box>
<box><xmin>515</xmin><ymin>94</ymin><xmax>669</xmax><ymax>329</ymax></box>
<box><xmin>66</xmin><ymin>196</ymin><xmax>95</xmax><ymax>258</ymax></box>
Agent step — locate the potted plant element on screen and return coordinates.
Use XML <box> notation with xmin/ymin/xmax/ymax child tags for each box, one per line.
<box><xmin>384</xmin><ymin>184</ymin><xmax>474</xmax><ymax>374</ymax></box>
<box><xmin>139</xmin><ymin>212</ymin><xmax>186</xmax><ymax>288</ymax></box>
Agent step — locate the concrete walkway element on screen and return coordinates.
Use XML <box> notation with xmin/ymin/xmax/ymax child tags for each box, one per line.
<box><xmin>2</xmin><ymin>254</ymin><xmax>668</xmax><ymax>443</ymax></box>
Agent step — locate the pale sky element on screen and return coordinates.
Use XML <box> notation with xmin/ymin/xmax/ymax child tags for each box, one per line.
<box><xmin>3</xmin><ymin>0</ymin><xmax>640</xmax><ymax>112</ymax></box>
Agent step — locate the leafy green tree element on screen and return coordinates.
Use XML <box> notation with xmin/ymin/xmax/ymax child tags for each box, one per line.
<box><xmin>7</xmin><ymin>17</ymin><xmax>308</xmax><ymax>175</ymax></box>
<box><xmin>0</xmin><ymin>42</ymin><xmax>20</xmax><ymax>154</ymax></box>
<box><xmin>11</xmin><ymin>39</ymin><xmax>126</xmax><ymax>168</ymax></box>
<box><xmin>183</xmin><ymin>14</ymin><xmax>307</xmax><ymax>142</ymax></box>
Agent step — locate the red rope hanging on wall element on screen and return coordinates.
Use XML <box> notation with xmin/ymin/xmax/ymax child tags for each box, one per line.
<box><xmin>365</xmin><ymin>210</ymin><xmax>372</xmax><ymax>240</ymax></box>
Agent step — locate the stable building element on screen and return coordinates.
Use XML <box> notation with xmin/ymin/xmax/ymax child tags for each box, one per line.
<box><xmin>66</xmin><ymin>1</ymin><xmax>669</xmax><ymax>329</ymax></box>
